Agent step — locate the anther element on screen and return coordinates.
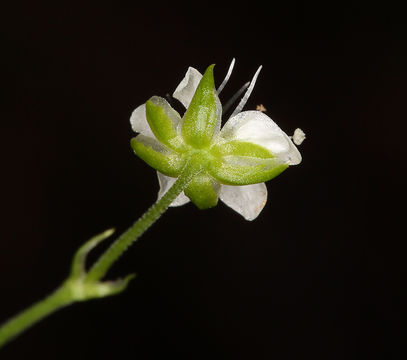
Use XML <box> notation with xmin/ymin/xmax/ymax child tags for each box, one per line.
<box><xmin>292</xmin><ymin>128</ymin><xmax>306</xmax><ymax>145</ymax></box>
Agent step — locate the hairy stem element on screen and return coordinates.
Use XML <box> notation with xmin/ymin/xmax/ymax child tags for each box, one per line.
<box><xmin>0</xmin><ymin>162</ymin><xmax>201</xmax><ymax>349</ymax></box>
<box><xmin>86</xmin><ymin>163</ymin><xmax>200</xmax><ymax>282</ymax></box>
<box><xmin>0</xmin><ymin>285</ymin><xmax>72</xmax><ymax>348</ymax></box>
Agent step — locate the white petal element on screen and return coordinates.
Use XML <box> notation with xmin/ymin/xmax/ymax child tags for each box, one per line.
<box><xmin>130</xmin><ymin>104</ymin><xmax>154</xmax><ymax>137</ymax></box>
<box><xmin>282</xmin><ymin>133</ymin><xmax>302</xmax><ymax>165</ymax></box>
<box><xmin>219</xmin><ymin>110</ymin><xmax>302</xmax><ymax>165</ymax></box>
<box><xmin>157</xmin><ymin>172</ymin><xmax>190</xmax><ymax>207</ymax></box>
<box><xmin>219</xmin><ymin>183</ymin><xmax>268</xmax><ymax>221</ymax></box>
<box><xmin>173</xmin><ymin>67</ymin><xmax>202</xmax><ymax>109</ymax></box>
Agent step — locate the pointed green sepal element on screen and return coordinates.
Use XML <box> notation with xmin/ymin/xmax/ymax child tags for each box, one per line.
<box><xmin>184</xmin><ymin>172</ymin><xmax>220</xmax><ymax>209</ymax></box>
<box><xmin>145</xmin><ymin>96</ymin><xmax>184</xmax><ymax>151</ymax></box>
<box><xmin>181</xmin><ymin>65</ymin><xmax>220</xmax><ymax>149</ymax></box>
<box><xmin>210</xmin><ymin>140</ymin><xmax>274</xmax><ymax>159</ymax></box>
<box><xmin>130</xmin><ymin>135</ymin><xmax>185</xmax><ymax>177</ymax></box>
<box><xmin>209</xmin><ymin>157</ymin><xmax>289</xmax><ymax>185</ymax></box>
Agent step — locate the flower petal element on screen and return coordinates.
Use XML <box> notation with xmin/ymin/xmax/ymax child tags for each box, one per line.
<box><xmin>219</xmin><ymin>111</ymin><xmax>302</xmax><ymax>165</ymax></box>
<box><xmin>173</xmin><ymin>67</ymin><xmax>203</xmax><ymax>109</ymax></box>
<box><xmin>157</xmin><ymin>172</ymin><xmax>190</xmax><ymax>207</ymax></box>
<box><xmin>219</xmin><ymin>183</ymin><xmax>268</xmax><ymax>221</ymax></box>
<box><xmin>130</xmin><ymin>104</ymin><xmax>154</xmax><ymax>137</ymax></box>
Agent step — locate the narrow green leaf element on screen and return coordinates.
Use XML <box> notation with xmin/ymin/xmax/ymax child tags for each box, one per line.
<box><xmin>90</xmin><ymin>274</ymin><xmax>137</xmax><ymax>298</ymax></box>
<box><xmin>70</xmin><ymin>229</ymin><xmax>115</xmax><ymax>279</ymax></box>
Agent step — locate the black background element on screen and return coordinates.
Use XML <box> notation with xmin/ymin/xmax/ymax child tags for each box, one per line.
<box><xmin>1</xmin><ymin>2</ymin><xmax>404</xmax><ymax>359</ymax></box>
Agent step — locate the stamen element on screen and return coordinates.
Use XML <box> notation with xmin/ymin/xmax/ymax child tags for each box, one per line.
<box><xmin>217</xmin><ymin>58</ymin><xmax>235</xmax><ymax>94</ymax></box>
<box><xmin>229</xmin><ymin>65</ymin><xmax>262</xmax><ymax>119</ymax></box>
<box><xmin>165</xmin><ymin>93</ymin><xmax>186</xmax><ymax>115</ymax></box>
<box><xmin>222</xmin><ymin>81</ymin><xmax>250</xmax><ymax>114</ymax></box>
<box><xmin>165</xmin><ymin>93</ymin><xmax>173</xmax><ymax>105</ymax></box>
<box><xmin>292</xmin><ymin>128</ymin><xmax>306</xmax><ymax>145</ymax></box>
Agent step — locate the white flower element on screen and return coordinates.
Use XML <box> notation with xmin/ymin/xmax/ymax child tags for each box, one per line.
<box><xmin>130</xmin><ymin>59</ymin><xmax>302</xmax><ymax>220</ymax></box>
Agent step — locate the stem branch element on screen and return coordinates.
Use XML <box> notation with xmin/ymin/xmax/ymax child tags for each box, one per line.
<box><xmin>0</xmin><ymin>162</ymin><xmax>201</xmax><ymax>349</ymax></box>
<box><xmin>86</xmin><ymin>163</ymin><xmax>200</xmax><ymax>281</ymax></box>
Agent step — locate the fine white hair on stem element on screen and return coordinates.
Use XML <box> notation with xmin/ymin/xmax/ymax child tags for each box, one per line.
<box><xmin>229</xmin><ymin>65</ymin><xmax>262</xmax><ymax>119</ymax></box>
<box><xmin>217</xmin><ymin>58</ymin><xmax>235</xmax><ymax>94</ymax></box>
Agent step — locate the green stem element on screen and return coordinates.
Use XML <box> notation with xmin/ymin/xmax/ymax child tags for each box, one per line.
<box><xmin>0</xmin><ymin>162</ymin><xmax>201</xmax><ymax>349</ymax></box>
<box><xmin>85</xmin><ymin>163</ymin><xmax>200</xmax><ymax>282</ymax></box>
<box><xmin>0</xmin><ymin>285</ymin><xmax>72</xmax><ymax>348</ymax></box>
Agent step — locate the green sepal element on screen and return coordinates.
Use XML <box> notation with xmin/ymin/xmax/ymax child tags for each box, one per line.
<box><xmin>184</xmin><ymin>172</ymin><xmax>220</xmax><ymax>209</ymax></box>
<box><xmin>181</xmin><ymin>65</ymin><xmax>220</xmax><ymax>149</ymax></box>
<box><xmin>145</xmin><ymin>96</ymin><xmax>184</xmax><ymax>151</ymax></box>
<box><xmin>209</xmin><ymin>157</ymin><xmax>289</xmax><ymax>185</ymax></box>
<box><xmin>130</xmin><ymin>136</ymin><xmax>185</xmax><ymax>177</ymax></box>
<box><xmin>210</xmin><ymin>140</ymin><xmax>273</xmax><ymax>159</ymax></box>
